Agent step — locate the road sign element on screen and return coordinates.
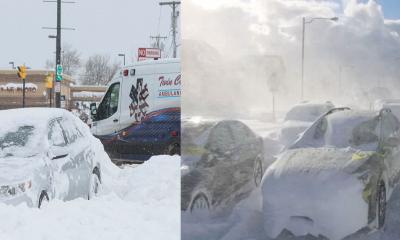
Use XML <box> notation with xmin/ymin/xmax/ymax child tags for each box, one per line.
<box><xmin>56</xmin><ymin>64</ymin><xmax>63</xmax><ymax>81</ymax></box>
<box><xmin>55</xmin><ymin>81</ymin><xmax>61</xmax><ymax>93</ymax></box>
<box><xmin>138</xmin><ymin>48</ymin><xmax>161</xmax><ymax>61</ymax></box>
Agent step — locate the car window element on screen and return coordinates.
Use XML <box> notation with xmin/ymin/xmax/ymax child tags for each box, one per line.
<box><xmin>59</xmin><ymin>117</ymin><xmax>83</xmax><ymax>144</ymax></box>
<box><xmin>230</xmin><ymin>121</ymin><xmax>256</xmax><ymax>145</ymax></box>
<box><xmin>351</xmin><ymin>117</ymin><xmax>379</xmax><ymax>147</ymax></box>
<box><xmin>97</xmin><ymin>82</ymin><xmax>120</xmax><ymax>121</ymax></box>
<box><xmin>48</xmin><ymin>120</ymin><xmax>67</xmax><ymax>147</ymax></box>
<box><xmin>206</xmin><ymin>123</ymin><xmax>235</xmax><ymax>153</ymax></box>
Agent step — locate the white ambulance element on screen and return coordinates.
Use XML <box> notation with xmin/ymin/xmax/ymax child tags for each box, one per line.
<box><xmin>90</xmin><ymin>58</ymin><xmax>180</xmax><ymax>162</ymax></box>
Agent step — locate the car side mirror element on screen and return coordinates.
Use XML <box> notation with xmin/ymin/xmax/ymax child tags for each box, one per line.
<box><xmin>49</xmin><ymin>146</ymin><xmax>69</xmax><ymax>160</ymax></box>
<box><xmin>90</xmin><ymin>103</ymin><xmax>97</xmax><ymax>120</ymax></box>
<box><xmin>385</xmin><ymin>137</ymin><xmax>400</xmax><ymax>148</ymax></box>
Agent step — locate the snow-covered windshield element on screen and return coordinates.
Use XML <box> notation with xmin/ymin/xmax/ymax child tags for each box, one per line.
<box><xmin>0</xmin><ymin>125</ymin><xmax>40</xmax><ymax>158</ymax></box>
<box><xmin>284</xmin><ymin>104</ymin><xmax>333</xmax><ymax>122</ymax></box>
<box><xmin>292</xmin><ymin>112</ymin><xmax>379</xmax><ymax>151</ymax></box>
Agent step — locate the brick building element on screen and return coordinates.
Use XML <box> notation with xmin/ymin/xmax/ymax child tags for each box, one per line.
<box><xmin>0</xmin><ymin>69</ymin><xmax>74</xmax><ymax>110</ymax></box>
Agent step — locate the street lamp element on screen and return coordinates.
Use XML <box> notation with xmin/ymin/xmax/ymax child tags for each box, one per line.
<box><xmin>118</xmin><ymin>53</ymin><xmax>126</xmax><ymax>66</ymax></box>
<box><xmin>8</xmin><ymin>61</ymin><xmax>15</xmax><ymax>69</ymax></box>
<box><xmin>301</xmin><ymin>16</ymin><xmax>338</xmax><ymax>100</ymax></box>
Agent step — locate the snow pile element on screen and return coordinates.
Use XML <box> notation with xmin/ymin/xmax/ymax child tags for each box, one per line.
<box><xmin>72</xmin><ymin>91</ymin><xmax>104</xmax><ymax>98</ymax></box>
<box><xmin>0</xmin><ymin>83</ymin><xmax>38</xmax><ymax>90</ymax></box>
<box><xmin>0</xmin><ymin>155</ymin><xmax>180</xmax><ymax>240</ymax></box>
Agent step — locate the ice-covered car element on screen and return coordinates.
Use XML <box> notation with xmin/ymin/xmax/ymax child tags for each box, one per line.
<box><xmin>278</xmin><ymin>102</ymin><xmax>334</xmax><ymax>146</ymax></box>
<box><xmin>181</xmin><ymin>120</ymin><xmax>265</xmax><ymax>215</ymax></box>
<box><xmin>262</xmin><ymin>108</ymin><xmax>400</xmax><ymax>240</ymax></box>
<box><xmin>0</xmin><ymin>108</ymin><xmax>105</xmax><ymax>208</ymax></box>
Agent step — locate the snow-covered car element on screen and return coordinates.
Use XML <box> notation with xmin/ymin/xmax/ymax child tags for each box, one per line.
<box><xmin>0</xmin><ymin>108</ymin><xmax>104</xmax><ymax>208</ymax></box>
<box><xmin>262</xmin><ymin>108</ymin><xmax>400</xmax><ymax>240</ymax></box>
<box><xmin>278</xmin><ymin>102</ymin><xmax>334</xmax><ymax>146</ymax></box>
<box><xmin>181</xmin><ymin>120</ymin><xmax>264</xmax><ymax>215</ymax></box>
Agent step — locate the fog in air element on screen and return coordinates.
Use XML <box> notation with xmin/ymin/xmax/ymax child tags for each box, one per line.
<box><xmin>182</xmin><ymin>0</ymin><xmax>400</xmax><ymax>118</ymax></box>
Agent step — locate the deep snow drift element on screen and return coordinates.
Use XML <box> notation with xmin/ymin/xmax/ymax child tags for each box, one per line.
<box><xmin>0</xmin><ymin>155</ymin><xmax>180</xmax><ymax>240</ymax></box>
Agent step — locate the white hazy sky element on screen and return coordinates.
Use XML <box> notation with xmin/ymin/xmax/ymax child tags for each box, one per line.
<box><xmin>0</xmin><ymin>0</ymin><xmax>180</xmax><ymax>69</ymax></box>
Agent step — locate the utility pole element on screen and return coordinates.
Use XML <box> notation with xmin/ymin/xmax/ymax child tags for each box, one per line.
<box><xmin>55</xmin><ymin>0</ymin><xmax>62</xmax><ymax>108</ymax></box>
<box><xmin>43</xmin><ymin>0</ymin><xmax>75</xmax><ymax>108</ymax></box>
<box><xmin>159</xmin><ymin>1</ymin><xmax>180</xmax><ymax>58</ymax></box>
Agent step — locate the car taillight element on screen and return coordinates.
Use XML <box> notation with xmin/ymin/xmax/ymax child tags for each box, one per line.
<box><xmin>170</xmin><ymin>130</ymin><xmax>178</xmax><ymax>137</ymax></box>
<box><xmin>123</xmin><ymin>69</ymin><xmax>129</xmax><ymax>76</ymax></box>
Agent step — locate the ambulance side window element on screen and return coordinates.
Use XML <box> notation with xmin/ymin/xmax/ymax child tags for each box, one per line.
<box><xmin>97</xmin><ymin>83</ymin><xmax>120</xmax><ymax>121</ymax></box>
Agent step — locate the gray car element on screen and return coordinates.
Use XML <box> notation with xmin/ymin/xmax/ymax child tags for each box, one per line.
<box><xmin>0</xmin><ymin>108</ymin><xmax>103</xmax><ymax>208</ymax></box>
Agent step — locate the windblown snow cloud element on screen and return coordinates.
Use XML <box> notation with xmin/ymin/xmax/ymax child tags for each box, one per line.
<box><xmin>182</xmin><ymin>0</ymin><xmax>400</xmax><ymax>116</ymax></box>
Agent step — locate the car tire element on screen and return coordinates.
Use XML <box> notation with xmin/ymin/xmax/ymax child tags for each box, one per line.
<box><xmin>190</xmin><ymin>192</ymin><xmax>210</xmax><ymax>214</ymax></box>
<box><xmin>88</xmin><ymin>172</ymin><xmax>101</xmax><ymax>200</ymax></box>
<box><xmin>377</xmin><ymin>180</ymin><xmax>386</xmax><ymax>229</ymax></box>
<box><xmin>253</xmin><ymin>156</ymin><xmax>263</xmax><ymax>187</ymax></box>
<box><xmin>38</xmin><ymin>191</ymin><xmax>49</xmax><ymax>209</ymax></box>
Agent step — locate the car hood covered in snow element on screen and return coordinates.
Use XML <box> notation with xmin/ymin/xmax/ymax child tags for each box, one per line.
<box><xmin>0</xmin><ymin>156</ymin><xmax>43</xmax><ymax>184</ymax></box>
<box><xmin>262</xmin><ymin>147</ymin><xmax>377</xmax><ymax>240</ymax></box>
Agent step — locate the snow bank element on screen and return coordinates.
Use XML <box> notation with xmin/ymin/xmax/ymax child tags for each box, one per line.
<box><xmin>0</xmin><ymin>83</ymin><xmax>38</xmax><ymax>90</ymax></box>
<box><xmin>72</xmin><ymin>91</ymin><xmax>104</xmax><ymax>98</ymax></box>
<box><xmin>0</xmin><ymin>155</ymin><xmax>180</xmax><ymax>240</ymax></box>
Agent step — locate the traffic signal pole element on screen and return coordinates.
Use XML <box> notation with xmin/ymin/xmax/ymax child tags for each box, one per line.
<box><xmin>55</xmin><ymin>0</ymin><xmax>61</xmax><ymax>108</ymax></box>
<box><xmin>17</xmin><ymin>66</ymin><xmax>27</xmax><ymax>108</ymax></box>
<box><xmin>22</xmin><ymin>78</ymin><xmax>26</xmax><ymax>108</ymax></box>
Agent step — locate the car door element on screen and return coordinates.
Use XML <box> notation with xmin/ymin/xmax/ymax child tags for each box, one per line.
<box><xmin>93</xmin><ymin>81</ymin><xmax>122</xmax><ymax>136</ymax></box>
<box><xmin>229</xmin><ymin>121</ymin><xmax>259</xmax><ymax>184</ymax></box>
<box><xmin>205</xmin><ymin>122</ymin><xmax>237</xmax><ymax>205</ymax></box>
<box><xmin>59</xmin><ymin>116</ymin><xmax>92</xmax><ymax>199</ymax></box>
<box><xmin>48</xmin><ymin>118</ymin><xmax>74</xmax><ymax>200</ymax></box>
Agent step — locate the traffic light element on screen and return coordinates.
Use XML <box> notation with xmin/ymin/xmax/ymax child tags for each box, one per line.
<box><xmin>46</xmin><ymin>74</ymin><xmax>53</xmax><ymax>89</ymax></box>
<box><xmin>17</xmin><ymin>66</ymin><xmax>27</xmax><ymax>79</ymax></box>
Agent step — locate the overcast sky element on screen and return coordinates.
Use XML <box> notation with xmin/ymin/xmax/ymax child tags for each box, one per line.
<box><xmin>0</xmin><ymin>0</ymin><xmax>180</xmax><ymax>69</ymax></box>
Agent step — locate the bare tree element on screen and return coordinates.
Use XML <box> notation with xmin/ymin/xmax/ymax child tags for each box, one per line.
<box><xmin>80</xmin><ymin>54</ymin><xmax>119</xmax><ymax>85</ymax></box>
<box><xmin>45</xmin><ymin>43</ymin><xmax>81</xmax><ymax>77</ymax></box>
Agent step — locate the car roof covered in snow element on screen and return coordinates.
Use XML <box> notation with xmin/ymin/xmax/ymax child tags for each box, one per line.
<box><xmin>0</xmin><ymin>108</ymin><xmax>72</xmax><ymax>135</ymax></box>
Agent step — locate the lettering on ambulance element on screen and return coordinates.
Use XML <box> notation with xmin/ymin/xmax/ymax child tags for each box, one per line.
<box><xmin>129</xmin><ymin>78</ymin><xmax>150</xmax><ymax>122</ymax></box>
<box><xmin>158</xmin><ymin>74</ymin><xmax>181</xmax><ymax>98</ymax></box>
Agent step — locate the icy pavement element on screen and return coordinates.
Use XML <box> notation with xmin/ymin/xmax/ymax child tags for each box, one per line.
<box><xmin>0</xmin><ymin>155</ymin><xmax>180</xmax><ymax>240</ymax></box>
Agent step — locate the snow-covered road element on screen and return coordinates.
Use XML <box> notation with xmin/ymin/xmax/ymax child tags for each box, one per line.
<box><xmin>0</xmin><ymin>155</ymin><xmax>180</xmax><ymax>240</ymax></box>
